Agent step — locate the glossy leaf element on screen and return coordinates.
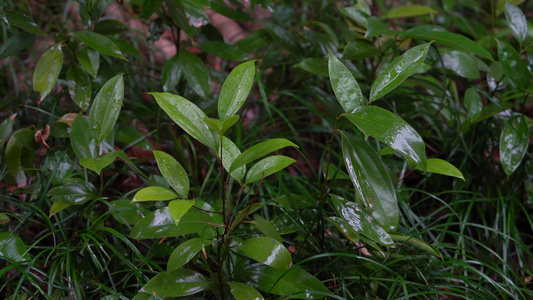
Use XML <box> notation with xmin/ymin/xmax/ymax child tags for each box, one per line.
<box><xmin>365</xmin><ymin>17</ymin><xmax>400</xmax><ymax>37</ymax></box>
<box><xmin>205</xmin><ymin>115</ymin><xmax>239</xmax><ymax>135</ymax></box>
<box><xmin>0</xmin><ymin>232</ymin><xmax>30</xmax><ymax>262</ymax></box>
<box><xmin>198</xmin><ymin>41</ymin><xmax>246</xmax><ymax>60</ymax></box>
<box><xmin>240</xmin><ymin>237</ymin><xmax>291</xmax><ymax>270</ymax></box>
<box><xmin>341</xmin><ymin>134</ymin><xmax>399</xmax><ymax>231</ymax></box>
<box><xmin>154</xmin><ymin>150</ymin><xmax>189</xmax><ymax>198</ymax></box>
<box><xmin>75</xmin><ymin>47</ymin><xmax>100</xmax><ymax>78</ymax></box>
<box><xmin>74</xmin><ymin>31</ymin><xmax>126</xmax><ymax>59</ymax></box>
<box><xmin>327</xmin><ymin>216</ymin><xmax>383</xmax><ymax>254</ymax></box>
<box><xmin>383</xmin><ymin>5</ymin><xmax>437</xmax><ymax>19</ymax></box>
<box><xmin>79</xmin><ymin>152</ymin><xmax>117</xmax><ymax>174</ymax></box>
<box><xmin>88</xmin><ymin>74</ymin><xmax>124</xmax><ymax>144</ymax></box>
<box><xmin>0</xmin><ymin>115</ymin><xmax>15</xmax><ymax>152</ymax></box>
<box><xmin>252</xmin><ymin>216</ymin><xmax>282</xmax><ymax>242</ymax></box>
<box><xmin>500</xmin><ymin>115</ymin><xmax>529</xmax><ymax>177</ymax></box>
<box><xmin>165</xmin><ymin>0</ymin><xmax>194</xmax><ymax>38</ymax></box>
<box><xmin>132</xmin><ymin>186</ymin><xmax>178</xmax><ymax>202</ymax></box>
<box><xmin>167</xmin><ymin>237</ymin><xmax>203</xmax><ymax>271</ymax></box>
<box><xmin>221</xmin><ymin>136</ymin><xmax>246</xmax><ymax>183</ymax></box>
<box><xmin>370</xmin><ymin>42</ymin><xmax>432</xmax><ymax>102</ymax></box>
<box><xmin>402</xmin><ymin>26</ymin><xmax>493</xmax><ymax>60</ymax></box>
<box><xmin>66</xmin><ymin>65</ymin><xmax>91</xmax><ymax>111</ymax></box>
<box><xmin>415</xmin><ymin>158</ymin><xmax>465</xmax><ymax>180</ymax></box>
<box><xmin>169</xmin><ymin>200</ymin><xmax>195</xmax><ymax>223</ymax></box>
<box><xmin>240</xmin><ymin>264</ymin><xmax>330</xmax><ymax>299</ymax></box>
<box><xmin>342</xmin><ymin>40</ymin><xmax>378</xmax><ymax>60</ymax></box>
<box><xmin>33</xmin><ymin>43</ymin><xmax>63</xmax><ymax>100</ymax></box>
<box><xmin>464</xmin><ymin>88</ymin><xmax>482</xmax><ymax>122</ymax></box>
<box><xmin>496</xmin><ymin>39</ymin><xmax>530</xmax><ymax>90</ymax></box>
<box><xmin>140</xmin><ymin>268</ymin><xmax>209</xmax><ymax>297</ymax></box>
<box><xmin>229</xmin><ymin>139</ymin><xmax>298</xmax><ymax>173</ymax></box>
<box><xmin>108</xmin><ymin>200</ymin><xmax>149</xmax><ymax>225</ymax></box>
<box><xmin>49</xmin><ymin>202</ymin><xmax>71</xmax><ymax>216</ymax></box>
<box><xmin>295</xmin><ymin>58</ymin><xmax>329</xmax><ymax>77</ymax></box>
<box><xmin>390</xmin><ymin>233</ymin><xmax>442</xmax><ymax>258</ymax></box>
<box><xmin>218</xmin><ymin>60</ymin><xmax>256</xmax><ymax>120</ymax></box>
<box><xmin>70</xmin><ymin>114</ymin><xmax>98</xmax><ymax>160</ymax></box>
<box><xmin>4</xmin><ymin>9</ymin><xmax>44</xmax><ymax>35</ymax></box>
<box><xmin>150</xmin><ymin>92</ymin><xmax>217</xmax><ymax>150</ymax></box>
<box><xmin>345</xmin><ymin>106</ymin><xmax>427</xmax><ymax>170</ymax></box>
<box><xmin>437</xmin><ymin>49</ymin><xmax>480</xmax><ymax>79</ymax></box>
<box><xmin>0</xmin><ymin>31</ymin><xmax>35</xmax><ymax>60</ymax></box>
<box><xmin>339</xmin><ymin>7</ymin><xmax>369</xmax><ymax>29</ymax></box>
<box><xmin>161</xmin><ymin>55</ymin><xmax>181</xmax><ymax>92</ymax></box>
<box><xmin>504</xmin><ymin>2</ymin><xmax>527</xmax><ymax>45</ymax></box>
<box><xmin>328</xmin><ymin>54</ymin><xmax>365</xmax><ymax>112</ymax></box>
<box><xmin>179</xmin><ymin>49</ymin><xmax>210</xmax><ymax>98</ymax></box>
<box><xmin>228</xmin><ymin>282</ymin><xmax>264</xmax><ymax>300</ymax></box>
<box><xmin>245</xmin><ymin>155</ymin><xmax>296</xmax><ymax>184</ymax></box>
<box><xmin>47</xmin><ymin>183</ymin><xmax>96</xmax><ymax>205</ymax></box>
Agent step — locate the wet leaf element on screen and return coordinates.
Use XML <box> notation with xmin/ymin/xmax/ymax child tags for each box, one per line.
<box><xmin>74</xmin><ymin>31</ymin><xmax>126</xmax><ymax>59</ymax></box>
<box><xmin>108</xmin><ymin>200</ymin><xmax>148</xmax><ymax>225</ymax></box>
<box><xmin>47</xmin><ymin>183</ymin><xmax>97</xmax><ymax>205</ymax></box>
<box><xmin>165</xmin><ymin>0</ymin><xmax>194</xmax><ymax>38</ymax></box>
<box><xmin>132</xmin><ymin>186</ymin><xmax>178</xmax><ymax>202</ymax></box>
<box><xmin>436</xmin><ymin>49</ymin><xmax>480</xmax><ymax>79</ymax></box>
<box><xmin>220</xmin><ymin>136</ymin><xmax>246</xmax><ymax>183</ymax></box>
<box><xmin>140</xmin><ymin>268</ymin><xmax>209</xmax><ymax>297</ymax></box>
<box><xmin>179</xmin><ymin>49</ymin><xmax>210</xmax><ymax>98</ymax></box>
<box><xmin>245</xmin><ymin>155</ymin><xmax>296</xmax><ymax>184</ymax></box>
<box><xmin>75</xmin><ymin>47</ymin><xmax>100</xmax><ymax>78</ymax></box>
<box><xmin>345</xmin><ymin>106</ymin><xmax>427</xmax><ymax>170</ymax></box>
<box><xmin>0</xmin><ymin>31</ymin><xmax>36</xmax><ymax>60</ymax></box>
<box><xmin>198</xmin><ymin>41</ymin><xmax>246</xmax><ymax>60</ymax></box>
<box><xmin>167</xmin><ymin>237</ymin><xmax>204</xmax><ymax>271</ymax></box>
<box><xmin>79</xmin><ymin>152</ymin><xmax>117</xmax><ymax>174</ymax></box>
<box><xmin>161</xmin><ymin>55</ymin><xmax>181</xmax><ymax>92</ymax></box>
<box><xmin>169</xmin><ymin>200</ymin><xmax>195</xmax><ymax>223</ymax></box>
<box><xmin>89</xmin><ymin>74</ymin><xmax>124</xmax><ymax>144</ymax></box>
<box><xmin>66</xmin><ymin>65</ymin><xmax>91</xmax><ymax>111</ymax></box>
<box><xmin>228</xmin><ymin>282</ymin><xmax>264</xmax><ymax>300</ymax></box>
<box><xmin>229</xmin><ymin>139</ymin><xmax>298</xmax><ymax>173</ymax></box>
<box><xmin>500</xmin><ymin>115</ymin><xmax>529</xmax><ymax>177</ymax></box>
<box><xmin>383</xmin><ymin>5</ymin><xmax>437</xmax><ymax>19</ymax></box>
<box><xmin>154</xmin><ymin>150</ymin><xmax>189</xmax><ymax>198</ymax></box>
<box><xmin>370</xmin><ymin>42</ymin><xmax>432</xmax><ymax>102</ymax></box>
<box><xmin>252</xmin><ymin>216</ymin><xmax>282</xmax><ymax>242</ymax></box>
<box><xmin>218</xmin><ymin>60</ymin><xmax>256</xmax><ymax>120</ymax></box>
<box><xmin>464</xmin><ymin>88</ymin><xmax>482</xmax><ymax>122</ymax></box>
<box><xmin>0</xmin><ymin>232</ymin><xmax>30</xmax><ymax>262</ymax></box>
<box><xmin>240</xmin><ymin>237</ymin><xmax>291</xmax><ymax>270</ymax></box>
<box><xmin>328</xmin><ymin>54</ymin><xmax>365</xmax><ymax>112</ymax></box>
<box><xmin>504</xmin><ymin>2</ymin><xmax>527</xmax><ymax>45</ymax></box>
<box><xmin>340</xmin><ymin>7</ymin><xmax>369</xmax><ymax>29</ymax></box>
<box><xmin>70</xmin><ymin>114</ymin><xmax>98</xmax><ymax>160</ymax></box>
<box><xmin>33</xmin><ymin>43</ymin><xmax>63</xmax><ymax>100</ymax></box>
<box><xmin>49</xmin><ymin>202</ymin><xmax>71</xmax><ymax>216</ymax></box>
<box><xmin>205</xmin><ymin>115</ymin><xmax>239</xmax><ymax>135</ymax></box>
<box><xmin>4</xmin><ymin>9</ymin><xmax>44</xmax><ymax>35</ymax></box>
<box><xmin>496</xmin><ymin>39</ymin><xmax>530</xmax><ymax>90</ymax></box>
<box><xmin>415</xmin><ymin>158</ymin><xmax>464</xmax><ymax>180</ymax></box>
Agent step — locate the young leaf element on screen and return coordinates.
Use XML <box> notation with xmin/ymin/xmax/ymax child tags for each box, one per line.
<box><xmin>75</xmin><ymin>47</ymin><xmax>100</xmax><ymax>78</ymax></box>
<box><xmin>500</xmin><ymin>115</ymin><xmax>529</xmax><ymax>177</ymax></box>
<box><xmin>218</xmin><ymin>60</ymin><xmax>256</xmax><ymax>120</ymax></box>
<box><xmin>221</xmin><ymin>136</ymin><xmax>246</xmax><ymax>183</ymax></box>
<box><xmin>132</xmin><ymin>186</ymin><xmax>178</xmax><ymax>202</ymax></box>
<box><xmin>167</xmin><ymin>237</ymin><xmax>204</xmax><ymax>272</ymax></box>
<box><xmin>504</xmin><ymin>2</ymin><xmax>527</xmax><ymax>45</ymax></box>
<box><xmin>140</xmin><ymin>268</ymin><xmax>209</xmax><ymax>297</ymax></box>
<box><xmin>153</xmin><ymin>150</ymin><xmax>189</xmax><ymax>198</ymax></box>
<box><xmin>328</xmin><ymin>54</ymin><xmax>365</xmax><ymax>112</ymax></box>
<box><xmin>228</xmin><ymin>282</ymin><xmax>265</xmax><ymax>300</ymax></box>
<box><xmin>168</xmin><ymin>200</ymin><xmax>195</xmax><ymax>223</ymax></box>
<box><xmin>341</xmin><ymin>134</ymin><xmax>399</xmax><ymax>231</ymax></box>
<box><xmin>415</xmin><ymin>158</ymin><xmax>465</xmax><ymax>181</ymax></box>
<box><xmin>33</xmin><ymin>43</ymin><xmax>63</xmax><ymax>101</ymax></box>
<box><xmin>0</xmin><ymin>232</ymin><xmax>30</xmax><ymax>262</ymax></box>
<box><xmin>344</xmin><ymin>106</ymin><xmax>427</xmax><ymax>170</ymax></box>
<box><xmin>79</xmin><ymin>152</ymin><xmax>117</xmax><ymax>175</ymax></box>
<box><xmin>240</xmin><ymin>237</ymin><xmax>292</xmax><ymax>270</ymax></box>
<box><xmin>464</xmin><ymin>88</ymin><xmax>482</xmax><ymax>122</ymax></box>
<box><xmin>149</xmin><ymin>92</ymin><xmax>217</xmax><ymax>151</ymax></box>
<box><xmin>496</xmin><ymin>39</ymin><xmax>530</xmax><ymax>90</ymax></box>
<box><xmin>89</xmin><ymin>74</ymin><xmax>124</xmax><ymax>144</ymax></box>
<box><xmin>74</xmin><ymin>31</ymin><xmax>126</xmax><ymax>59</ymax></box>
<box><xmin>383</xmin><ymin>5</ymin><xmax>437</xmax><ymax>19</ymax></box>
<box><xmin>370</xmin><ymin>42</ymin><xmax>432</xmax><ymax>102</ymax></box>
<box><xmin>229</xmin><ymin>139</ymin><xmax>298</xmax><ymax>173</ymax></box>
<box><xmin>245</xmin><ymin>155</ymin><xmax>296</xmax><ymax>184</ymax></box>
<box><xmin>47</xmin><ymin>183</ymin><xmax>97</xmax><ymax>205</ymax></box>
<box><xmin>179</xmin><ymin>49</ymin><xmax>210</xmax><ymax>98</ymax></box>
<box><xmin>70</xmin><ymin>114</ymin><xmax>98</xmax><ymax>160</ymax></box>
<box><xmin>67</xmin><ymin>65</ymin><xmax>91</xmax><ymax>111</ymax></box>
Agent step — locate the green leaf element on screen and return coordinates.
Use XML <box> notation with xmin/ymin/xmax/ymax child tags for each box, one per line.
<box><xmin>165</xmin><ymin>0</ymin><xmax>195</xmax><ymax>39</ymax></box>
<box><xmin>295</xmin><ymin>58</ymin><xmax>329</xmax><ymax>77</ymax></box>
<box><xmin>154</xmin><ymin>150</ymin><xmax>189</xmax><ymax>198</ymax></box>
<box><xmin>370</xmin><ymin>42</ymin><xmax>432</xmax><ymax>102</ymax></box>
<box><xmin>229</xmin><ymin>139</ymin><xmax>298</xmax><ymax>173</ymax></box>
<box><xmin>228</xmin><ymin>282</ymin><xmax>265</xmax><ymax>300</ymax></box>
<box><xmin>33</xmin><ymin>43</ymin><xmax>63</xmax><ymax>101</ymax></box>
<box><xmin>340</xmin><ymin>7</ymin><xmax>369</xmax><ymax>29</ymax></box>
<box><xmin>132</xmin><ymin>186</ymin><xmax>178</xmax><ymax>202</ymax></box>
<box><xmin>94</xmin><ymin>19</ymin><xmax>129</xmax><ymax>35</ymax></box>
<box><xmin>49</xmin><ymin>202</ymin><xmax>71</xmax><ymax>216</ymax></box>
<box><xmin>328</xmin><ymin>54</ymin><xmax>365</xmax><ymax>112</ymax></box>
<box><xmin>383</xmin><ymin>5</ymin><xmax>437</xmax><ymax>19</ymax></box>
<box><xmin>218</xmin><ymin>60</ymin><xmax>256</xmax><ymax>120</ymax></box>
<box><xmin>464</xmin><ymin>88</ymin><xmax>482</xmax><ymax>122</ymax></box>
<box><xmin>0</xmin><ymin>232</ymin><xmax>30</xmax><ymax>262</ymax></box>
<box><xmin>75</xmin><ymin>47</ymin><xmax>100</xmax><ymax>78</ymax></box>
<box><xmin>140</xmin><ymin>268</ymin><xmax>209</xmax><ymax>297</ymax></box>
<box><xmin>108</xmin><ymin>200</ymin><xmax>149</xmax><ymax>225</ymax></box>
<box><xmin>169</xmin><ymin>200</ymin><xmax>195</xmax><ymax>223</ymax></box>
<box><xmin>4</xmin><ymin>9</ymin><xmax>44</xmax><ymax>35</ymax></box>
<box><xmin>365</xmin><ymin>17</ymin><xmax>400</xmax><ymax>38</ymax></box>
<box><xmin>221</xmin><ymin>136</ymin><xmax>246</xmax><ymax>183</ymax></box>
<box><xmin>161</xmin><ymin>55</ymin><xmax>182</xmax><ymax>93</ymax></box>
<box><xmin>344</xmin><ymin>106</ymin><xmax>427</xmax><ymax>170</ymax></box>
<box><xmin>70</xmin><ymin>114</ymin><xmax>98</xmax><ymax>160</ymax></box>
<box><xmin>341</xmin><ymin>134</ymin><xmax>399</xmax><ymax>231</ymax></box>
<box><xmin>149</xmin><ymin>92</ymin><xmax>217</xmax><ymax>150</ymax></box>
<box><xmin>167</xmin><ymin>237</ymin><xmax>204</xmax><ymax>271</ymax></box>
<box><xmin>500</xmin><ymin>115</ymin><xmax>529</xmax><ymax>177</ymax></box>
<box><xmin>436</xmin><ymin>49</ymin><xmax>480</xmax><ymax>79</ymax></box>
<box><xmin>496</xmin><ymin>39</ymin><xmax>530</xmax><ymax>90</ymax></box>
<box><xmin>79</xmin><ymin>152</ymin><xmax>117</xmax><ymax>174</ymax></box>
<box><xmin>0</xmin><ymin>32</ymin><xmax>36</xmax><ymax>60</ymax></box>
<box><xmin>88</xmin><ymin>74</ymin><xmax>124</xmax><ymax>144</ymax></box>
<box><xmin>245</xmin><ymin>155</ymin><xmax>296</xmax><ymax>184</ymax></box>
<box><xmin>504</xmin><ymin>2</ymin><xmax>527</xmax><ymax>45</ymax></box>
<box><xmin>327</xmin><ymin>216</ymin><xmax>383</xmax><ymax>254</ymax></box>
<box><xmin>415</xmin><ymin>158</ymin><xmax>464</xmax><ymax>180</ymax></box>
<box><xmin>74</xmin><ymin>31</ymin><xmax>126</xmax><ymax>59</ymax></box>
<box><xmin>205</xmin><ymin>115</ymin><xmax>239</xmax><ymax>135</ymax></box>
<box><xmin>240</xmin><ymin>264</ymin><xmax>330</xmax><ymax>299</ymax></box>
<box><xmin>390</xmin><ymin>233</ymin><xmax>442</xmax><ymax>258</ymax></box>
<box><xmin>66</xmin><ymin>65</ymin><xmax>91</xmax><ymax>111</ymax></box>
<box><xmin>401</xmin><ymin>26</ymin><xmax>493</xmax><ymax>61</ymax></box>
<box><xmin>198</xmin><ymin>41</ymin><xmax>246</xmax><ymax>60</ymax></box>
<box><xmin>47</xmin><ymin>183</ymin><xmax>97</xmax><ymax>205</ymax></box>
<box><xmin>252</xmin><ymin>216</ymin><xmax>282</xmax><ymax>242</ymax></box>
<box><xmin>179</xmin><ymin>49</ymin><xmax>210</xmax><ymax>98</ymax></box>
<box><xmin>0</xmin><ymin>115</ymin><xmax>15</xmax><ymax>157</ymax></box>
<box><xmin>240</xmin><ymin>237</ymin><xmax>291</xmax><ymax>270</ymax></box>
<box><xmin>342</xmin><ymin>40</ymin><xmax>379</xmax><ymax>60</ymax></box>
<box><xmin>115</xmin><ymin>123</ymin><xmax>153</xmax><ymax>151</ymax></box>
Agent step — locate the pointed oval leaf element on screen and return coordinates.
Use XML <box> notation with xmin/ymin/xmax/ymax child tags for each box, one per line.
<box><xmin>47</xmin><ymin>183</ymin><xmax>96</xmax><ymax>205</ymax></box>
<box><xmin>33</xmin><ymin>43</ymin><xmax>63</xmax><ymax>100</ymax></box>
<box><xmin>205</xmin><ymin>115</ymin><xmax>239</xmax><ymax>135</ymax></box>
<box><xmin>437</xmin><ymin>49</ymin><xmax>480</xmax><ymax>79</ymax></box>
<box><xmin>327</xmin><ymin>216</ymin><xmax>383</xmax><ymax>254</ymax></box>
<box><xmin>295</xmin><ymin>58</ymin><xmax>329</xmax><ymax>77</ymax></box>
<box><xmin>390</xmin><ymin>233</ymin><xmax>442</xmax><ymax>258</ymax></box>
<box><xmin>415</xmin><ymin>158</ymin><xmax>464</xmax><ymax>180</ymax></box>
<box><xmin>179</xmin><ymin>49</ymin><xmax>210</xmax><ymax>98</ymax></box>
<box><xmin>70</xmin><ymin>114</ymin><xmax>98</xmax><ymax>159</ymax></box>
<box><xmin>49</xmin><ymin>202</ymin><xmax>71</xmax><ymax>216</ymax></box>
<box><xmin>162</xmin><ymin>55</ymin><xmax>182</xmax><ymax>92</ymax></box>
<box><xmin>79</xmin><ymin>152</ymin><xmax>117</xmax><ymax>175</ymax></box>
<box><xmin>88</xmin><ymin>74</ymin><xmax>124</xmax><ymax>144</ymax></box>
<box><xmin>383</xmin><ymin>5</ymin><xmax>437</xmax><ymax>19</ymax></box>
<box><xmin>504</xmin><ymin>2</ymin><xmax>527</xmax><ymax>44</ymax></box>
<box><xmin>496</xmin><ymin>39</ymin><xmax>530</xmax><ymax>90</ymax></box>
<box><xmin>218</xmin><ymin>60</ymin><xmax>256</xmax><ymax>120</ymax></box>
<box><xmin>370</xmin><ymin>42</ymin><xmax>432</xmax><ymax>102</ymax></box>
<box><xmin>74</xmin><ymin>31</ymin><xmax>125</xmax><ymax>59</ymax></box>
<box><xmin>345</xmin><ymin>106</ymin><xmax>427</xmax><ymax>170</ymax></box>
<box><xmin>169</xmin><ymin>200</ymin><xmax>195</xmax><ymax>223</ymax></box>
<box><xmin>341</xmin><ymin>134</ymin><xmax>399</xmax><ymax>231</ymax></box>
<box><xmin>149</xmin><ymin>92</ymin><xmax>217</xmax><ymax>151</ymax></box>
<box><xmin>245</xmin><ymin>155</ymin><xmax>296</xmax><ymax>184</ymax></box>
<box><xmin>140</xmin><ymin>268</ymin><xmax>209</xmax><ymax>297</ymax></box>
<box><xmin>252</xmin><ymin>216</ymin><xmax>282</xmax><ymax>242</ymax></box>
<box><xmin>229</xmin><ymin>139</ymin><xmax>298</xmax><ymax>173</ymax></box>
<box><xmin>240</xmin><ymin>237</ymin><xmax>292</xmax><ymax>270</ymax></box>
<box><xmin>132</xmin><ymin>186</ymin><xmax>178</xmax><ymax>202</ymax></box>
<box><xmin>153</xmin><ymin>150</ymin><xmax>189</xmax><ymax>198</ymax></box>
<box><xmin>340</xmin><ymin>7</ymin><xmax>369</xmax><ymax>29</ymax></box>
<box><xmin>221</xmin><ymin>137</ymin><xmax>246</xmax><ymax>183</ymax></box>
<box><xmin>464</xmin><ymin>88</ymin><xmax>482</xmax><ymax>122</ymax></box>
<box><xmin>328</xmin><ymin>54</ymin><xmax>365</xmax><ymax>112</ymax></box>
<box><xmin>75</xmin><ymin>47</ymin><xmax>100</xmax><ymax>78</ymax></box>
<box><xmin>66</xmin><ymin>65</ymin><xmax>91</xmax><ymax>111</ymax></box>
<box><xmin>0</xmin><ymin>232</ymin><xmax>30</xmax><ymax>262</ymax></box>
<box><xmin>228</xmin><ymin>282</ymin><xmax>264</xmax><ymax>300</ymax></box>
<box><xmin>4</xmin><ymin>9</ymin><xmax>44</xmax><ymax>35</ymax></box>
<box><xmin>167</xmin><ymin>237</ymin><xmax>204</xmax><ymax>272</ymax></box>
<box><xmin>500</xmin><ymin>115</ymin><xmax>529</xmax><ymax>177</ymax></box>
